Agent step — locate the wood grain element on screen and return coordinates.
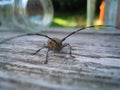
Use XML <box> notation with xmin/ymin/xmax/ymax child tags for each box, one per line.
<box><xmin>0</xmin><ymin>28</ymin><xmax>120</xmax><ymax>90</ymax></box>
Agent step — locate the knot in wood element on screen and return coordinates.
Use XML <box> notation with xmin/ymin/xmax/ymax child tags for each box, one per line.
<box><xmin>47</xmin><ymin>38</ymin><xmax>62</xmax><ymax>51</ymax></box>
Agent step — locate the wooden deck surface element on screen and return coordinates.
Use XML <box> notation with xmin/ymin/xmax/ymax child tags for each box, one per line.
<box><xmin>0</xmin><ymin>27</ymin><xmax>120</xmax><ymax>90</ymax></box>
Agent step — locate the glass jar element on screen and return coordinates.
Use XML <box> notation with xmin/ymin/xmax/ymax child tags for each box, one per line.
<box><xmin>0</xmin><ymin>0</ymin><xmax>54</xmax><ymax>31</ymax></box>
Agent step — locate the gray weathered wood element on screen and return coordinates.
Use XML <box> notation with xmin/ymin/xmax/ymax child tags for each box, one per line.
<box><xmin>0</xmin><ymin>28</ymin><xmax>120</xmax><ymax>90</ymax></box>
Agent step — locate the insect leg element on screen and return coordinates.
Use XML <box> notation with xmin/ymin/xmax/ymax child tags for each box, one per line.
<box><xmin>62</xmin><ymin>43</ymin><xmax>75</xmax><ymax>58</ymax></box>
<box><xmin>32</xmin><ymin>44</ymin><xmax>49</xmax><ymax>55</ymax></box>
<box><xmin>32</xmin><ymin>47</ymin><xmax>45</xmax><ymax>55</ymax></box>
<box><xmin>44</xmin><ymin>49</ymin><xmax>51</xmax><ymax>64</ymax></box>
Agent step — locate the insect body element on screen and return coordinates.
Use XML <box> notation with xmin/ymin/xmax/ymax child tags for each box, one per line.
<box><xmin>0</xmin><ymin>33</ymin><xmax>73</xmax><ymax>64</ymax></box>
<box><xmin>47</xmin><ymin>38</ymin><xmax>62</xmax><ymax>51</ymax></box>
<box><xmin>0</xmin><ymin>25</ymin><xmax>119</xmax><ymax>64</ymax></box>
<box><xmin>32</xmin><ymin>37</ymin><xmax>73</xmax><ymax>64</ymax></box>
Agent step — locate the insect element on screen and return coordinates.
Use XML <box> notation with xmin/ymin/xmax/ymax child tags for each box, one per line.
<box><xmin>0</xmin><ymin>25</ymin><xmax>119</xmax><ymax>64</ymax></box>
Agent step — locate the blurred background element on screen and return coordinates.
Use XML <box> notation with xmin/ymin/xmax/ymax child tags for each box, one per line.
<box><xmin>0</xmin><ymin>0</ymin><xmax>119</xmax><ymax>30</ymax></box>
<box><xmin>0</xmin><ymin>0</ymin><xmax>102</xmax><ymax>28</ymax></box>
<box><xmin>50</xmin><ymin>0</ymin><xmax>102</xmax><ymax>28</ymax></box>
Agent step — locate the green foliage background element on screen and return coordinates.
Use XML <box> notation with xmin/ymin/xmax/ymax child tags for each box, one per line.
<box><xmin>0</xmin><ymin>0</ymin><xmax>102</xmax><ymax>27</ymax></box>
<box><xmin>51</xmin><ymin>0</ymin><xmax>102</xmax><ymax>27</ymax></box>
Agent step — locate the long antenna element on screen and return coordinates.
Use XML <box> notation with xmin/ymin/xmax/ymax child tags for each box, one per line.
<box><xmin>61</xmin><ymin>25</ymin><xmax>119</xmax><ymax>42</ymax></box>
<box><xmin>0</xmin><ymin>33</ymin><xmax>58</xmax><ymax>44</ymax></box>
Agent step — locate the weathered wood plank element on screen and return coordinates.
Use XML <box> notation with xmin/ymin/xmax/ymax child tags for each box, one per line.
<box><xmin>0</xmin><ymin>28</ymin><xmax>120</xmax><ymax>90</ymax></box>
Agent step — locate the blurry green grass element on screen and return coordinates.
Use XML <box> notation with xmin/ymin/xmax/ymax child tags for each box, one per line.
<box><xmin>50</xmin><ymin>13</ymin><xmax>86</xmax><ymax>28</ymax></box>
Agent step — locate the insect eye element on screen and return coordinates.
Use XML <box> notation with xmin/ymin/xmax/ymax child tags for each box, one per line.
<box><xmin>48</xmin><ymin>41</ymin><xmax>52</xmax><ymax>44</ymax></box>
<box><xmin>49</xmin><ymin>42</ymin><xmax>52</xmax><ymax>44</ymax></box>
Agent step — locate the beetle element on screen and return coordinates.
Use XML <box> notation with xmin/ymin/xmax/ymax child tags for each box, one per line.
<box><xmin>0</xmin><ymin>25</ymin><xmax>119</xmax><ymax>64</ymax></box>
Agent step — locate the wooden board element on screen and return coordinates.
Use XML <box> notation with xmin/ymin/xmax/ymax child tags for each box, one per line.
<box><xmin>0</xmin><ymin>28</ymin><xmax>120</xmax><ymax>90</ymax></box>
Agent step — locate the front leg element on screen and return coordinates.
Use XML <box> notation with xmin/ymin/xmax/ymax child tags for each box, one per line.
<box><xmin>31</xmin><ymin>44</ymin><xmax>50</xmax><ymax>64</ymax></box>
<box><xmin>32</xmin><ymin>44</ymin><xmax>48</xmax><ymax>55</ymax></box>
<box><xmin>32</xmin><ymin>47</ymin><xmax>45</xmax><ymax>55</ymax></box>
<box><xmin>44</xmin><ymin>49</ymin><xmax>51</xmax><ymax>64</ymax></box>
<box><xmin>62</xmin><ymin>43</ymin><xmax>75</xmax><ymax>58</ymax></box>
